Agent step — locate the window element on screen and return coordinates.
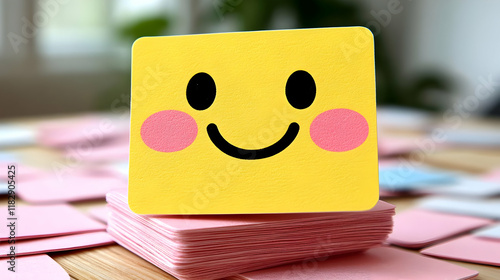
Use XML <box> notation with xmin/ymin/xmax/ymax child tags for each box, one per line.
<box><xmin>37</xmin><ymin>0</ymin><xmax>111</xmax><ymax>56</ymax></box>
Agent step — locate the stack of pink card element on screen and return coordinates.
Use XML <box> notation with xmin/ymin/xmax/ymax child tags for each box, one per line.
<box><xmin>106</xmin><ymin>190</ymin><xmax>395</xmax><ymax>280</ymax></box>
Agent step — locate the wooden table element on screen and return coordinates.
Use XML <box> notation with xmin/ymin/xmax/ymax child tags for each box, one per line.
<box><xmin>1</xmin><ymin>114</ymin><xmax>500</xmax><ymax>279</ymax></box>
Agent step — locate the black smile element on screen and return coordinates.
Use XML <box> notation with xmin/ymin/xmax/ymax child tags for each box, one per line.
<box><xmin>206</xmin><ymin>123</ymin><xmax>300</xmax><ymax>160</ymax></box>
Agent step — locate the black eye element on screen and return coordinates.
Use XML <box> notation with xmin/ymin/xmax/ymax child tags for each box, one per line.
<box><xmin>285</xmin><ymin>70</ymin><xmax>316</xmax><ymax>109</ymax></box>
<box><xmin>187</xmin><ymin>72</ymin><xmax>216</xmax><ymax>110</ymax></box>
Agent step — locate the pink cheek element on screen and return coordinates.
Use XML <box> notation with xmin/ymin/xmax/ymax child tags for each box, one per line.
<box><xmin>140</xmin><ymin>110</ymin><xmax>197</xmax><ymax>152</ymax></box>
<box><xmin>310</xmin><ymin>109</ymin><xmax>369</xmax><ymax>152</ymax></box>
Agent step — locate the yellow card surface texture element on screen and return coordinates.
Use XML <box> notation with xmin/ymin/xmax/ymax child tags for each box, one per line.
<box><xmin>129</xmin><ymin>27</ymin><xmax>378</xmax><ymax>214</ymax></box>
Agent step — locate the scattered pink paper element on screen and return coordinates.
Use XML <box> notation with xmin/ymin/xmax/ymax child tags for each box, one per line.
<box><xmin>0</xmin><ymin>231</ymin><xmax>114</xmax><ymax>257</ymax></box>
<box><xmin>387</xmin><ymin>209</ymin><xmax>492</xmax><ymax>248</ymax></box>
<box><xmin>88</xmin><ymin>206</ymin><xmax>110</xmax><ymax>224</ymax></box>
<box><xmin>422</xmin><ymin>234</ymin><xmax>500</xmax><ymax>266</ymax></box>
<box><xmin>17</xmin><ymin>173</ymin><xmax>126</xmax><ymax>203</ymax></box>
<box><xmin>484</xmin><ymin>168</ymin><xmax>500</xmax><ymax>182</ymax></box>
<box><xmin>0</xmin><ymin>254</ymin><xmax>69</xmax><ymax>280</ymax></box>
<box><xmin>66</xmin><ymin>139</ymin><xmax>129</xmax><ymax>162</ymax></box>
<box><xmin>0</xmin><ymin>162</ymin><xmax>45</xmax><ymax>181</ymax></box>
<box><xmin>37</xmin><ymin>115</ymin><xmax>129</xmax><ymax>148</ymax></box>
<box><xmin>50</xmin><ymin>164</ymin><xmax>127</xmax><ymax>181</ymax></box>
<box><xmin>378</xmin><ymin>137</ymin><xmax>419</xmax><ymax>157</ymax></box>
<box><xmin>0</xmin><ymin>204</ymin><xmax>105</xmax><ymax>241</ymax></box>
<box><xmin>234</xmin><ymin>246</ymin><xmax>478</xmax><ymax>280</ymax></box>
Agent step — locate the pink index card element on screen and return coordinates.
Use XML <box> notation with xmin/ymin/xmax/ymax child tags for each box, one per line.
<box><xmin>0</xmin><ymin>125</ymin><xmax>36</xmax><ymax>147</ymax></box>
<box><xmin>387</xmin><ymin>209</ymin><xmax>492</xmax><ymax>248</ymax></box>
<box><xmin>17</xmin><ymin>173</ymin><xmax>126</xmax><ymax>203</ymax></box>
<box><xmin>484</xmin><ymin>168</ymin><xmax>500</xmax><ymax>182</ymax></box>
<box><xmin>0</xmin><ymin>204</ymin><xmax>106</xmax><ymax>241</ymax></box>
<box><xmin>37</xmin><ymin>114</ymin><xmax>129</xmax><ymax>148</ymax></box>
<box><xmin>378</xmin><ymin>137</ymin><xmax>418</xmax><ymax>157</ymax></box>
<box><xmin>0</xmin><ymin>254</ymin><xmax>69</xmax><ymax>280</ymax></box>
<box><xmin>88</xmin><ymin>206</ymin><xmax>110</xmax><ymax>224</ymax></box>
<box><xmin>70</xmin><ymin>139</ymin><xmax>129</xmax><ymax>162</ymax></box>
<box><xmin>0</xmin><ymin>231</ymin><xmax>114</xmax><ymax>257</ymax></box>
<box><xmin>0</xmin><ymin>162</ymin><xmax>44</xmax><ymax>181</ymax></box>
<box><xmin>234</xmin><ymin>246</ymin><xmax>478</xmax><ymax>280</ymax></box>
<box><xmin>422</xmin><ymin>234</ymin><xmax>500</xmax><ymax>266</ymax></box>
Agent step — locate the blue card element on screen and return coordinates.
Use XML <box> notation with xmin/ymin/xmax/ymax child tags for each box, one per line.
<box><xmin>379</xmin><ymin>166</ymin><xmax>456</xmax><ymax>191</ymax></box>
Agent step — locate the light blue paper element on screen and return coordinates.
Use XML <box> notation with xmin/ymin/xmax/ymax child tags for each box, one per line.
<box><xmin>379</xmin><ymin>166</ymin><xmax>456</xmax><ymax>191</ymax></box>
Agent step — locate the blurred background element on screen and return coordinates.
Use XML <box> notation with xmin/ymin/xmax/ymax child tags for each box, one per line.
<box><xmin>1</xmin><ymin>0</ymin><xmax>500</xmax><ymax>119</ymax></box>
<box><xmin>2</xmin><ymin>3</ymin><xmax>500</xmax><ymax>278</ymax></box>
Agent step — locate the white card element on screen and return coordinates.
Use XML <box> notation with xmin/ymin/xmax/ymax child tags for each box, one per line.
<box><xmin>418</xmin><ymin>177</ymin><xmax>500</xmax><ymax>197</ymax></box>
<box><xmin>0</xmin><ymin>181</ymin><xmax>7</xmax><ymax>195</ymax></box>
<box><xmin>0</xmin><ymin>152</ymin><xmax>19</xmax><ymax>162</ymax></box>
<box><xmin>419</xmin><ymin>197</ymin><xmax>500</xmax><ymax>220</ymax></box>
<box><xmin>110</xmin><ymin>161</ymin><xmax>128</xmax><ymax>177</ymax></box>
<box><xmin>0</xmin><ymin>125</ymin><xmax>36</xmax><ymax>147</ymax></box>
<box><xmin>474</xmin><ymin>223</ymin><xmax>500</xmax><ymax>240</ymax></box>
<box><xmin>379</xmin><ymin>166</ymin><xmax>456</xmax><ymax>191</ymax></box>
<box><xmin>377</xmin><ymin>106</ymin><xmax>431</xmax><ymax>131</ymax></box>
<box><xmin>444</xmin><ymin>129</ymin><xmax>500</xmax><ymax>146</ymax></box>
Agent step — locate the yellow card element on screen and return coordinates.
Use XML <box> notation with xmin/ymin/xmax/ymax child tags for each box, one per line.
<box><xmin>129</xmin><ymin>27</ymin><xmax>378</xmax><ymax>214</ymax></box>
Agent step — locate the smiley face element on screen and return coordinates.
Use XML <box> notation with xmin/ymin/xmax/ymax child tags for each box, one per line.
<box><xmin>189</xmin><ymin>71</ymin><xmax>301</xmax><ymax>159</ymax></box>
<box><xmin>141</xmin><ymin>70</ymin><xmax>369</xmax><ymax>159</ymax></box>
<box><xmin>129</xmin><ymin>27</ymin><xmax>378</xmax><ymax>214</ymax></box>
<box><xmin>191</xmin><ymin>70</ymin><xmax>305</xmax><ymax>159</ymax></box>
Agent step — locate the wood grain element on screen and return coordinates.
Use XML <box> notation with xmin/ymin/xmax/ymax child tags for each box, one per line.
<box><xmin>50</xmin><ymin>245</ymin><xmax>176</xmax><ymax>280</ymax></box>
